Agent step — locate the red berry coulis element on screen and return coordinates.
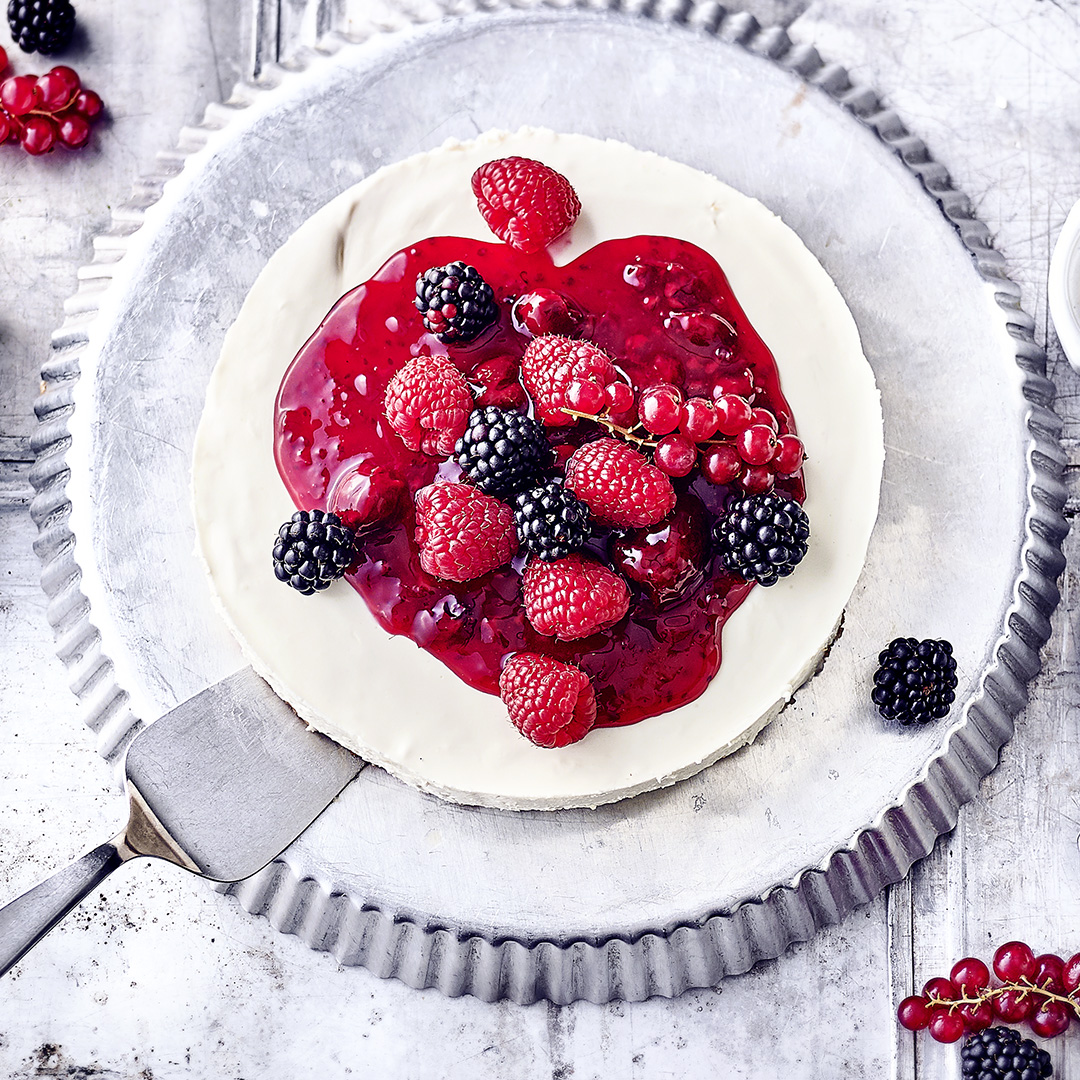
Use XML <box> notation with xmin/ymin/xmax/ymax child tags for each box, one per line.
<box><xmin>275</xmin><ymin>235</ymin><xmax>804</xmax><ymax>726</ymax></box>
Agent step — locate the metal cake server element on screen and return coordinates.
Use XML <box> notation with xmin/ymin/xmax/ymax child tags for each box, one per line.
<box><xmin>0</xmin><ymin>667</ymin><xmax>362</xmax><ymax>977</ymax></box>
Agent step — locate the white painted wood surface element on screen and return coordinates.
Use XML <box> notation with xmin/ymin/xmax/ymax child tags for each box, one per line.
<box><xmin>0</xmin><ymin>0</ymin><xmax>1077</xmax><ymax>1075</ymax></box>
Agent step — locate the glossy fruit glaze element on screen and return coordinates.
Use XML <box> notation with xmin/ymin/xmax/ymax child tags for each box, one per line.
<box><xmin>275</xmin><ymin>235</ymin><xmax>804</xmax><ymax>727</ymax></box>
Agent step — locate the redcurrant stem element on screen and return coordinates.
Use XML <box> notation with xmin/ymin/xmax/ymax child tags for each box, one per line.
<box><xmin>560</xmin><ymin>407</ymin><xmax>658</xmax><ymax>449</ymax></box>
<box><xmin>926</xmin><ymin>980</ymin><xmax>1080</xmax><ymax>1013</ymax></box>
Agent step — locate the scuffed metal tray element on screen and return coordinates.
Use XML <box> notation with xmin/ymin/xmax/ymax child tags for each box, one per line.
<box><xmin>29</xmin><ymin>4</ymin><xmax>1067</xmax><ymax>1003</ymax></box>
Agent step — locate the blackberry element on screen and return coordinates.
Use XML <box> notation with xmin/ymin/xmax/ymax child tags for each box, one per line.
<box><xmin>272</xmin><ymin>509</ymin><xmax>355</xmax><ymax>595</ymax></box>
<box><xmin>415</xmin><ymin>262</ymin><xmax>498</xmax><ymax>343</ymax></box>
<box><xmin>714</xmin><ymin>491</ymin><xmax>809</xmax><ymax>586</ymax></box>
<box><xmin>8</xmin><ymin>0</ymin><xmax>76</xmax><ymax>54</ymax></box>
<box><xmin>960</xmin><ymin>1026</ymin><xmax>1052</xmax><ymax>1080</ymax></box>
<box><xmin>455</xmin><ymin>406</ymin><xmax>553</xmax><ymax>498</ymax></box>
<box><xmin>872</xmin><ymin>636</ymin><xmax>957</xmax><ymax>725</ymax></box>
<box><xmin>514</xmin><ymin>479</ymin><xmax>592</xmax><ymax>561</ymax></box>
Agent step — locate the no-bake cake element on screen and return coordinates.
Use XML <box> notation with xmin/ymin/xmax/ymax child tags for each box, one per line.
<box><xmin>192</xmin><ymin>127</ymin><xmax>884</xmax><ymax>809</ymax></box>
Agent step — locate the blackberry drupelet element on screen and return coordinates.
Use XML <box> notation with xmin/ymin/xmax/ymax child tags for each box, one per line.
<box><xmin>414</xmin><ymin>262</ymin><xmax>498</xmax><ymax>343</ymax></box>
<box><xmin>514</xmin><ymin>478</ymin><xmax>592</xmax><ymax>561</ymax></box>
<box><xmin>455</xmin><ymin>405</ymin><xmax>554</xmax><ymax>498</ymax></box>
<box><xmin>960</xmin><ymin>1027</ymin><xmax>1053</xmax><ymax>1080</ymax></box>
<box><xmin>272</xmin><ymin>509</ymin><xmax>356</xmax><ymax>595</ymax></box>
<box><xmin>872</xmin><ymin>637</ymin><xmax>957</xmax><ymax>725</ymax></box>
<box><xmin>714</xmin><ymin>491</ymin><xmax>810</xmax><ymax>586</ymax></box>
<box><xmin>8</xmin><ymin>0</ymin><xmax>75</xmax><ymax>54</ymax></box>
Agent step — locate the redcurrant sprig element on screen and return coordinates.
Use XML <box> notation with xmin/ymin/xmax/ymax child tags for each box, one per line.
<box><xmin>0</xmin><ymin>63</ymin><xmax>104</xmax><ymax>155</ymax></box>
<box><xmin>898</xmin><ymin>942</ymin><xmax>1080</xmax><ymax>1044</ymax></box>
<box><xmin>563</xmin><ymin>373</ymin><xmax>804</xmax><ymax>493</ymax></box>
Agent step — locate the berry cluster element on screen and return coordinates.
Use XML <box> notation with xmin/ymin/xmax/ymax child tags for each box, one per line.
<box><xmin>898</xmin><ymin>941</ymin><xmax>1080</xmax><ymax>1044</ymax></box>
<box><xmin>275</xmin><ymin>153</ymin><xmax>819</xmax><ymax>750</ymax></box>
<box><xmin>8</xmin><ymin>0</ymin><xmax>76</xmax><ymax>56</ymax></box>
<box><xmin>272</xmin><ymin>510</ymin><xmax>356</xmax><ymax>595</ymax></box>
<box><xmin>561</xmin><ymin>369</ymin><xmax>804</xmax><ymax>494</ymax></box>
<box><xmin>0</xmin><ymin>63</ymin><xmax>102</xmax><ymax>154</ymax></box>
<box><xmin>961</xmin><ymin>1027</ymin><xmax>1052</xmax><ymax>1080</ymax></box>
<box><xmin>415</xmin><ymin>262</ymin><xmax>498</xmax><ymax>343</ymax></box>
<box><xmin>873</xmin><ymin>637</ymin><xmax>957</xmax><ymax>725</ymax></box>
<box><xmin>715</xmin><ymin>492</ymin><xmax>810</xmax><ymax>587</ymax></box>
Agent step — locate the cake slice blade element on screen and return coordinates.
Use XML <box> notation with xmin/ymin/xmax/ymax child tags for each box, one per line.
<box><xmin>0</xmin><ymin>667</ymin><xmax>362</xmax><ymax>976</ymax></box>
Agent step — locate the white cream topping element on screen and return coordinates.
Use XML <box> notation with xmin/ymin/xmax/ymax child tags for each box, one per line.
<box><xmin>192</xmin><ymin>128</ymin><xmax>884</xmax><ymax>810</ymax></box>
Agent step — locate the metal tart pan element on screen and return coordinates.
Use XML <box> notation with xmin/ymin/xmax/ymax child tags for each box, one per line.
<box><xmin>29</xmin><ymin>2</ymin><xmax>1067</xmax><ymax>1003</ymax></box>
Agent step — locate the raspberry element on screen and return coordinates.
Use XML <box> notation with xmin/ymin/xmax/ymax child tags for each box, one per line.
<box><xmin>414</xmin><ymin>482</ymin><xmax>517</xmax><ymax>582</ymax></box>
<box><xmin>564</xmin><ymin>438</ymin><xmax>676</xmax><ymax>528</ymax></box>
<box><xmin>610</xmin><ymin>494</ymin><xmax>707</xmax><ymax>607</ymax></box>
<box><xmin>871</xmin><ymin>637</ymin><xmax>957</xmax><ymax>725</ymax></box>
<box><xmin>470</xmin><ymin>355</ymin><xmax>525</xmax><ymax>409</ymax></box>
<box><xmin>455</xmin><ymin>405</ymin><xmax>554</xmax><ymax>498</ymax></box>
<box><xmin>414</xmin><ymin>262</ymin><xmax>499</xmax><ymax>343</ymax></box>
<box><xmin>8</xmin><ymin>0</ymin><xmax>76</xmax><ymax>55</ymax></box>
<box><xmin>499</xmin><ymin>653</ymin><xmax>596</xmax><ymax>748</ymax></box>
<box><xmin>511</xmin><ymin>288</ymin><xmax>583</xmax><ymax>337</ymax></box>
<box><xmin>327</xmin><ymin>462</ymin><xmax>406</xmax><ymax>536</ymax></box>
<box><xmin>714</xmin><ymin>491</ymin><xmax>809</xmax><ymax>586</ymax></box>
<box><xmin>272</xmin><ymin>510</ymin><xmax>356</xmax><ymax>595</ymax></box>
<box><xmin>383</xmin><ymin>354</ymin><xmax>473</xmax><ymax>457</ymax></box>
<box><xmin>471</xmin><ymin>157</ymin><xmax>581</xmax><ymax>254</ymax></box>
<box><xmin>522</xmin><ymin>554</ymin><xmax>629</xmax><ymax>641</ymax></box>
<box><xmin>521</xmin><ymin>335</ymin><xmax>618</xmax><ymax>427</ymax></box>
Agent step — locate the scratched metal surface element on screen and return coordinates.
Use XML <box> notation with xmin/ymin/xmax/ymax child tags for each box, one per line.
<box><xmin>1</xmin><ymin>0</ymin><xmax>1079</xmax><ymax>1075</ymax></box>
<box><xmin>26</xmin><ymin>0</ymin><xmax>1066</xmax><ymax>1004</ymax></box>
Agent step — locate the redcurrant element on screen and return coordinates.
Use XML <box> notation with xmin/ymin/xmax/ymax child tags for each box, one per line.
<box><xmin>653</xmin><ymin>434</ymin><xmax>697</xmax><ymax>477</ymax></box>
<box><xmin>739</xmin><ymin>465</ymin><xmax>774</xmax><ymax>495</ymax></box>
<box><xmin>750</xmin><ymin>407</ymin><xmax>778</xmax><ymax>433</ymax></box>
<box><xmin>679</xmin><ymin>397</ymin><xmax>719</xmax><ymax>442</ymax></box>
<box><xmin>957</xmin><ymin>1001</ymin><xmax>994</xmax><ymax>1032</ymax></box>
<box><xmin>950</xmin><ymin>956</ymin><xmax>990</xmax><ymax>994</ymax></box>
<box><xmin>511</xmin><ymin>289</ymin><xmax>582</xmax><ymax>337</ymax></box>
<box><xmin>1030</xmin><ymin>998</ymin><xmax>1071</xmax><ymax>1038</ymax></box>
<box><xmin>566</xmin><ymin>379</ymin><xmax>605</xmax><ymax>416</ymax></box>
<box><xmin>1062</xmin><ymin>952</ymin><xmax>1080</xmax><ymax>994</ymax></box>
<box><xmin>605</xmin><ymin>382</ymin><xmax>634</xmax><ymax>414</ymax></box>
<box><xmin>897</xmin><ymin>996</ymin><xmax>932</xmax><ymax>1031</ymax></box>
<box><xmin>922</xmin><ymin>977</ymin><xmax>956</xmax><ymax>1003</ymax></box>
<box><xmin>701</xmin><ymin>444</ymin><xmax>741</xmax><ymax>485</ymax></box>
<box><xmin>993</xmin><ymin>987</ymin><xmax>1036</xmax><ymax>1022</ymax></box>
<box><xmin>994</xmin><ymin>941</ymin><xmax>1036</xmax><ymax>983</ymax></box>
<box><xmin>927</xmin><ymin>1009</ymin><xmax>965</xmax><ymax>1043</ymax></box>
<box><xmin>72</xmin><ymin>89</ymin><xmax>104</xmax><ymax>121</ymax></box>
<box><xmin>21</xmin><ymin>115</ymin><xmax>57</xmax><ymax>156</ymax></box>
<box><xmin>772</xmin><ymin>434</ymin><xmax>805</xmax><ymax>476</ymax></box>
<box><xmin>714</xmin><ymin>394</ymin><xmax>753</xmax><ymax>436</ymax></box>
<box><xmin>711</xmin><ymin>369</ymin><xmax>754</xmax><ymax>399</ymax></box>
<box><xmin>1</xmin><ymin>75</ymin><xmax>40</xmax><ymax>116</ymax></box>
<box><xmin>36</xmin><ymin>70</ymin><xmax>75</xmax><ymax>112</ymax></box>
<box><xmin>56</xmin><ymin>113</ymin><xmax>91</xmax><ymax>150</ymax></box>
<box><xmin>737</xmin><ymin>424</ymin><xmax>777</xmax><ymax>466</ymax></box>
<box><xmin>639</xmin><ymin>383</ymin><xmax>683</xmax><ymax>436</ymax></box>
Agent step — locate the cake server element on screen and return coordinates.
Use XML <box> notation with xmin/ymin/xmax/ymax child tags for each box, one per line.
<box><xmin>0</xmin><ymin>666</ymin><xmax>362</xmax><ymax>977</ymax></box>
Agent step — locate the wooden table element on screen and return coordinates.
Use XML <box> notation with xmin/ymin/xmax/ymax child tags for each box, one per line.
<box><xmin>1</xmin><ymin>1</ymin><xmax>1077</xmax><ymax>1075</ymax></box>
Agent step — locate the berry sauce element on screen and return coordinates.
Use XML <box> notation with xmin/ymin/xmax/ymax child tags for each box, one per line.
<box><xmin>275</xmin><ymin>236</ymin><xmax>804</xmax><ymax>727</ymax></box>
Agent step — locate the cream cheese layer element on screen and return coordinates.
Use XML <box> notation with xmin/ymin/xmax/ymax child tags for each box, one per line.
<box><xmin>192</xmin><ymin>128</ymin><xmax>884</xmax><ymax>810</ymax></box>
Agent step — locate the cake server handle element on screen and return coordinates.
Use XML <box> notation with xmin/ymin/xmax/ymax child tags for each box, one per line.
<box><xmin>0</xmin><ymin>833</ymin><xmax>134</xmax><ymax>977</ymax></box>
